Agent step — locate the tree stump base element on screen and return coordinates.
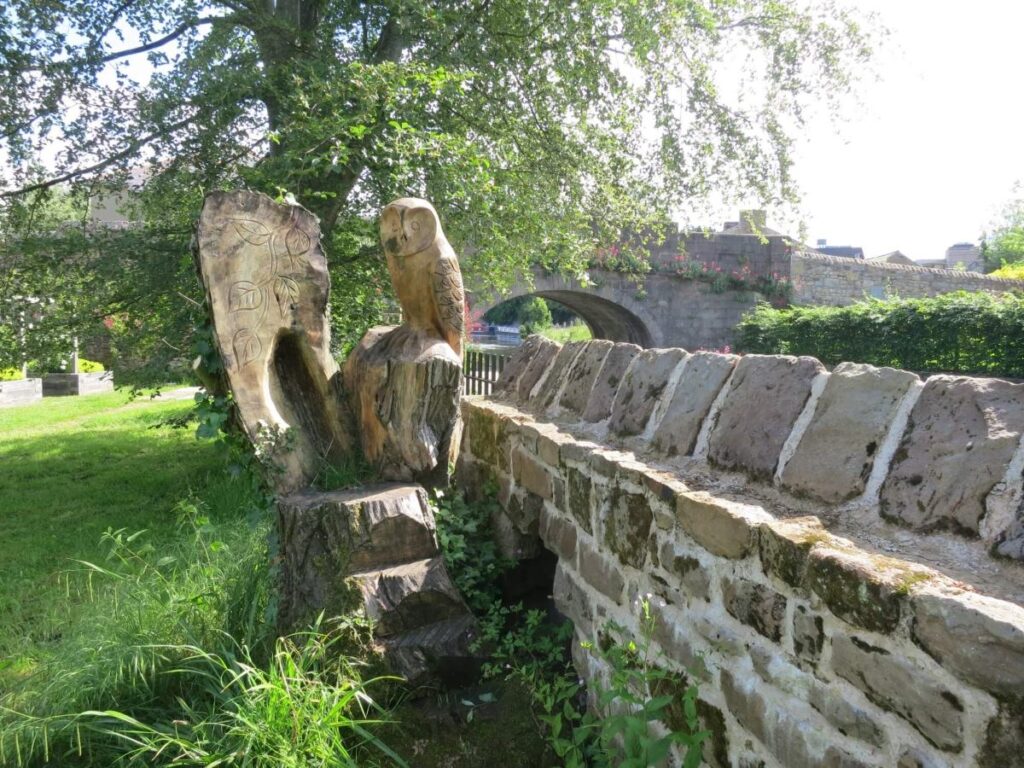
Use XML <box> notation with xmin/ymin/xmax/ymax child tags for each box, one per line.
<box><xmin>344</xmin><ymin>325</ymin><xmax>462</xmax><ymax>487</ymax></box>
<box><xmin>277</xmin><ymin>483</ymin><xmax>475</xmax><ymax>683</ymax></box>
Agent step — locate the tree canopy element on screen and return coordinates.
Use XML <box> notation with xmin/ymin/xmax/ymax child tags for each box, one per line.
<box><xmin>0</xmin><ymin>0</ymin><xmax>874</xmax><ymax>380</ymax></box>
<box><xmin>983</xmin><ymin>191</ymin><xmax>1024</xmax><ymax>273</ymax></box>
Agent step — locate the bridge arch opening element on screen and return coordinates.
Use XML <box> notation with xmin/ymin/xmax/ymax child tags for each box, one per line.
<box><xmin>479</xmin><ymin>291</ymin><xmax>654</xmax><ymax>347</ymax></box>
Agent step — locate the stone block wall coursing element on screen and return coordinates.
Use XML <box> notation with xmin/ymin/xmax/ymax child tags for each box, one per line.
<box><xmin>789</xmin><ymin>251</ymin><xmax>1024</xmax><ymax>306</ymax></box>
<box><xmin>457</xmin><ymin>337</ymin><xmax>1024</xmax><ymax>767</ymax></box>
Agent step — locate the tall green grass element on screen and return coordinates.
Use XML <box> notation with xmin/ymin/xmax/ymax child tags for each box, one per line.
<box><xmin>0</xmin><ymin>391</ymin><xmax>404</xmax><ymax>767</ymax></box>
<box><xmin>2</xmin><ymin>474</ymin><xmax>404</xmax><ymax>767</ymax></box>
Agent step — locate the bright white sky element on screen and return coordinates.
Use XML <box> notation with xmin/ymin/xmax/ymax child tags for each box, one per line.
<box><xmin>785</xmin><ymin>0</ymin><xmax>1024</xmax><ymax>261</ymax></box>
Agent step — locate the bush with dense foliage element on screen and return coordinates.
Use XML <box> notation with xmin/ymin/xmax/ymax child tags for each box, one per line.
<box><xmin>991</xmin><ymin>262</ymin><xmax>1024</xmax><ymax>280</ymax></box>
<box><xmin>77</xmin><ymin>358</ymin><xmax>105</xmax><ymax>373</ymax></box>
<box><xmin>736</xmin><ymin>291</ymin><xmax>1024</xmax><ymax>377</ymax></box>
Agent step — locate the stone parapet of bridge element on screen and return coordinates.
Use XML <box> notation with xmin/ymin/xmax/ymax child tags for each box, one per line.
<box><xmin>456</xmin><ymin>336</ymin><xmax>1024</xmax><ymax>767</ymax></box>
<box><xmin>789</xmin><ymin>250</ymin><xmax>1024</xmax><ymax>306</ymax></box>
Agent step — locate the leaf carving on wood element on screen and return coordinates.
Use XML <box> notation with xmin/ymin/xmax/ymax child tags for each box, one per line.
<box><xmin>233</xmin><ymin>219</ymin><xmax>271</xmax><ymax>246</ymax></box>
<box><xmin>232</xmin><ymin>328</ymin><xmax>262</xmax><ymax>368</ymax></box>
<box><xmin>229</xmin><ymin>281</ymin><xmax>263</xmax><ymax>312</ymax></box>
<box><xmin>273</xmin><ymin>276</ymin><xmax>300</xmax><ymax>315</ymax></box>
<box><xmin>285</xmin><ymin>225</ymin><xmax>311</xmax><ymax>259</ymax></box>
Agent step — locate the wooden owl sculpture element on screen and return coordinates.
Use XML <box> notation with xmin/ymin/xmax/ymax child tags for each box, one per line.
<box><xmin>379</xmin><ymin>198</ymin><xmax>465</xmax><ymax>358</ymax></box>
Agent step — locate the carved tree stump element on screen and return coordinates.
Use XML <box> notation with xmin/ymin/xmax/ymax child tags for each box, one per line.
<box><xmin>194</xmin><ymin>190</ymin><xmax>355</xmax><ymax>490</ymax></box>
<box><xmin>344</xmin><ymin>325</ymin><xmax>462</xmax><ymax>487</ymax></box>
<box><xmin>277</xmin><ymin>483</ymin><xmax>475</xmax><ymax>683</ymax></box>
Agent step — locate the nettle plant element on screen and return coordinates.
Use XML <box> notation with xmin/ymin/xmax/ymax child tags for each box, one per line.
<box><xmin>585</xmin><ymin>598</ymin><xmax>709</xmax><ymax>768</ymax></box>
<box><xmin>478</xmin><ymin>596</ymin><xmax>709</xmax><ymax>768</ymax></box>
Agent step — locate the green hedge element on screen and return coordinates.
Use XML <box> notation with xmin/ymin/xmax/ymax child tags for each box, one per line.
<box><xmin>735</xmin><ymin>291</ymin><xmax>1024</xmax><ymax>378</ymax></box>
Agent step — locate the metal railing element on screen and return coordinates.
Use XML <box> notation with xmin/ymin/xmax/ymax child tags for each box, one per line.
<box><xmin>463</xmin><ymin>347</ymin><xmax>510</xmax><ymax>396</ymax></box>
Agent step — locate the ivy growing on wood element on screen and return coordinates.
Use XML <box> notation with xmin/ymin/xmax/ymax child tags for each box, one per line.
<box><xmin>736</xmin><ymin>291</ymin><xmax>1024</xmax><ymax>378</ymax></box>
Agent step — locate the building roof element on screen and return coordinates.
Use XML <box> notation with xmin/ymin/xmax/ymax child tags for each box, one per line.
<box><xmin>816</xmin><ymin>245</ymin><xmax>864</xmax><ymax>259</ymax></box>
<box><xmin>867</xmin><ymin>250</ymin><xmax>917</xmax><ymax>267</ymax></box>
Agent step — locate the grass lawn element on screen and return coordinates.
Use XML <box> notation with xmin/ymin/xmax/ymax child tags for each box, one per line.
<box><xmin>0</xmin><ymin>389</ymin><xmax>220</xmax><ymax>666</ymax></box>
<box><xmin>539</xmin><ymin>323</ymin><xmax>592</xmax><ymax>343</ymax></box>
<box><xmin>0</xmin><ymin>389</ymin><xmax>560</xmax><ymax>767</ymax></box>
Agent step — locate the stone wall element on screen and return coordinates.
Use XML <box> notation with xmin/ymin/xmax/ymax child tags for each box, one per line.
<box><xmin>41</xmin><ymin>371</ymin><xmax>114</xmax><ymax>396</ymax></box>
<box><xmin>648</xmin><ymin>229</ymin><xmax>793</xmax><ymax>280</ymax></box>
<box><xmin>0</xmin><ymin>377</ymin><xmax>42</xmax><ymax>407</ymax></box>
<box><xmin>456</xmin><ymin>337</ymin><xmax>1024</xmax><ymax>767</ymax></box>
<box><xmin>789</xmin><ymin>251</ymin><xmax>1024</xmax><ymax>306</ymax></box>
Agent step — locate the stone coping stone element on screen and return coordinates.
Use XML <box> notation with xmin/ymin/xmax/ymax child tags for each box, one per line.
<box><xmin>608</xmin><ymin>347</ymin><xmax>688</xmax><ymax>436</ymax></box>
<box><xmin>493</xmin><ymin>334</ymin><xmax>554</xmax><ymax>396</ymax></box>
<box><xmin>512</xmin><ymin>337</ymin><xmax>561</xmax><ymax>404</ymax></box>
<box><xmin>652</xmin><ymin>352</ymin><xmax>737</xmax><ymax>458</ymax></box>
<box><xmin>0</xmin><ymin>377</ymin><xmax>42</xmax><ymax>407</ymax></box>
<box><xmin>707</xmin><ymin>354</ymin><xmax>825</xmax><ymax>480</ymax></box>
<box><xmin>781</xmin><ymin>362</ymin><xmax>919</xmax><ymax>503</ymax></box>
<box><xmin>880</xmin><ymin>375</ymin><xmax>1024</xmax><ymax>535</ymax></box>
<box><xmin>534</xmin><ymin>340</ymin><xmax>587</xmax><ymax>413</ymax></box>
<box><xmin>558</xmin><ymin>340</ymin><xmax>614</xmax><ymax>416</ymax></box>
<box><xmin>583</xmin><ymin>342</ymin><xmax>641</xmax><ymax>423</ymax></box>
<box><xmin>675</xmin><ymin>490</ymin><xmax>770</xmax><ymax>560</ymax></box>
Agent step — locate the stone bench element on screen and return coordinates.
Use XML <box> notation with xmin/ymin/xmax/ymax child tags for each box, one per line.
<box><xmin>0</xmin><ymin>378</ymin><xmax>42</xmax><ymax>407</ymax></box>
<box><xmin>42</xmin><ymin>371</ymin><xmax>114</xmax><ymax>396</ymax></box>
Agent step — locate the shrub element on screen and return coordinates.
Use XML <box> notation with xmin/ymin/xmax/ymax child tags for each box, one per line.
<box><xmin>476</xmin><ymin>598</ymin><xmax>708</xmax><ymax>768</ymax></box>
<box><xmin>431</xmin><ymin>488</ymin><xmax>509</xmax><ymax>613</ymax></box>
<box><xmin>77</xmin><ymin>358</ymin><xmax>105</xmax><ymax>373</ymax></box>
<box><xmin>736</xmin><ymin>291</ymin><xmax>1024</xmax><ymax>377</ymax></box>
<box><xmin>0</xmin><ymin>367</ymin><xmax>24</xmax><ymax>381</ymax></box>
<box><xmin>519</xmin><ymin>297</ymin><xmax>554</xmax><ymax>337</ymax></box>
<box><xmin>991</xmin><ymin>261</ymin><xmax>1024</xmax><ymax>280</ymax></box>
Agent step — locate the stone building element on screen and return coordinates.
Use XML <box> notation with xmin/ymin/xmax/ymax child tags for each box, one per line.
<box><xmin>945</xmin><ymin>241</ymin><xmax>983</xmax><ymax>271</ymax></box>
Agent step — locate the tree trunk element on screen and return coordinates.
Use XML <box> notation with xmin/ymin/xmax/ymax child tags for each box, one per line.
<box><xmin>344</xmin><ymin>324</ymin><xmax>463</xmax><ymax>488</ymax></box>
<box><xmin>277</xmin><ymin>483</ymin><xmax>476</xmax><ymax>683</ymax></box>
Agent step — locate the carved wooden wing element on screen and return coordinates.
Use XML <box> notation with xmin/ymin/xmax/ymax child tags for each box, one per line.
<box><xmin>432</xmin><ymin>254</ymin><xmax>465</xmax><ymax>358</ymax></box>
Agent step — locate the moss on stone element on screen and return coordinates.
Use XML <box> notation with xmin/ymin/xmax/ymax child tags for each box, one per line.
<box><xmin>567</xmin><ymin>466</ymin><xmax>594</xmax><ymax>534</ymax></box>
<box><xmin>893</xmin><ymin>570</ymin><xmax>934</xmax><ymax>596</ymax></box>
<box><xmin>979</xmin><ymin>699</ymin><xmax>1024</xmax><ymax>767</ymax></box>
<box><xmin>806</xmin><ymin>550</ymin><xmax>902</xmax><ymax>634</ymax></box>
<box><xmin>758</xmin><ymin>519</ymin><xmax>828</xmax><ymax>588</ymax></box>
<box><xmin>604</xmin><ymin>485</ymin><xmax>654</xmax><ymax>568</ymax></box>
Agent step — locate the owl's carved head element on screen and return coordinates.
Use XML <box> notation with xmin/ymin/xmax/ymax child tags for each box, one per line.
<box><xmin>380</xmin><ymin>198</ymin><xmax>440</xmax><ymax>258</ymax></box>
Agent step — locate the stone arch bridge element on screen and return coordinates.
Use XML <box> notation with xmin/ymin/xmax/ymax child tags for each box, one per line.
<box><xmin>470</xmin><ymin>238</ymin><xmax>1024</xmax><ymax>350</ymax></box>
<box><xmin>471</xmin><ymin>267</ymin><xmax>755</xmax><ymax>351</ymax></box>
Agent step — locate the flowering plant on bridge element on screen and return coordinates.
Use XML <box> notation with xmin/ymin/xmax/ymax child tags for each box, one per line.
<box><xmin>661</xmin><ymin>254</ymin><xmax>793</xmax><ymax>304</ymax></box>
<box><xmin>590</xmin><ymin>244</ymin><xmax>653</xmax><ymax>275</ymax></box>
